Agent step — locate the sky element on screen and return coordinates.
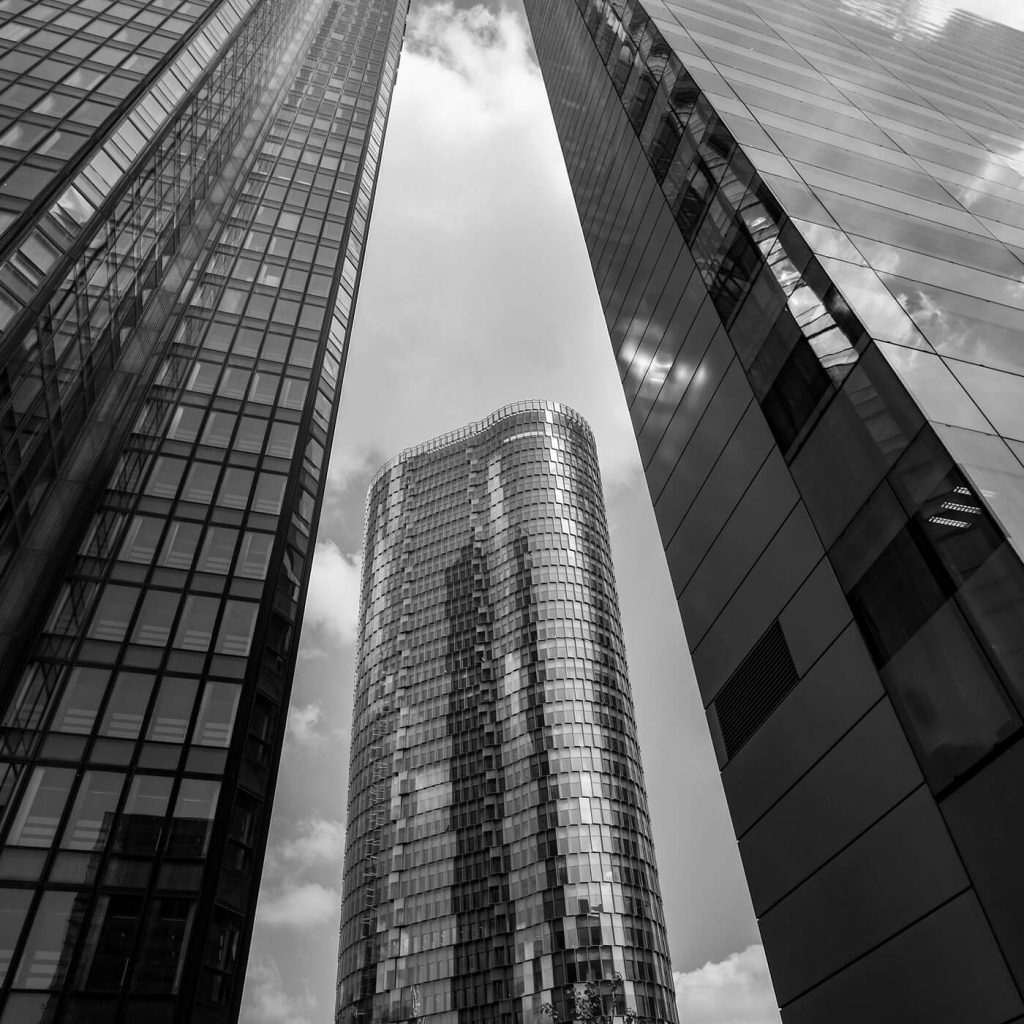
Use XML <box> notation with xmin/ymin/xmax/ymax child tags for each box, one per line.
<box><xmin>240</xmin><ymin>2</ymin><xmax>783</xmax><ymax>1022</ymax></box>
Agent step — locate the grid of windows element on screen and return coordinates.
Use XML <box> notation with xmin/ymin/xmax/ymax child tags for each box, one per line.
<box><xmin>337</xmin><ymin>402</ymin><xmax>678</xmax><ymax>1024</ymax></box>
<box><xmin>0</xmin><ymin>0</ymin><xmax>406</xmax><ymax>1018</ymax></box>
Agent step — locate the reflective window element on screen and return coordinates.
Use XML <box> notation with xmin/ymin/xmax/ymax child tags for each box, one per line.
<box><xmin>146</xmin><ymin>678</ymin><xmax>198</xmax><ymax>744</ymax></box>
<box><xmin>194</xmin><ymin>683</ymin><xmax>240</xmax><ymax>748</ymax></box>
<box><xmin>99</xmin><ymin>673</ymin><xmax>153</xmax><ymax>740</ymax></box>
<box><xmin>7</xmin><ymin>767</ymin><xmax>75</xmax><ymax>847</ymax></box>
<box><xmin>13</xmin><ymin>891</ymin><xmax>78</xmax><ymax>989</ymax></box>
<box><xmin>61</xmin><ymin>770</ymin><xmax>124</xmax><ymax>850</ymax></box>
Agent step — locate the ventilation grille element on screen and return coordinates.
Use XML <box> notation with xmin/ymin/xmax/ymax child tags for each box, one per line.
<box><xmin>713</xmin><ymin>621</ymin><xmax>799</xmax><ymax>760</ymax></box>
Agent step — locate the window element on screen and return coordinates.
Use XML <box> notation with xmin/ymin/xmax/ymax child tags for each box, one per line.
<box><xmin>147</xmin><ymin>678</ymin><xmax>198</xmax><ymax>744</ymax></box>
<box><xmin>0</xmin><ymin>889</ymin><xmax>32</xmax><ymax>985</ymax></box>
<box><xmin>147</xmin><ymin>456</ymin><xmax>185</xmax><ymax>498</ymax></box>
<box><xmin>194</xmin><ymin>684</ymin><xmax>240</xmax><ymax>747</ymax></box>
<box><xmin>61</xmin><ymin>771</ymin><xmax>124</xmax><ymax>850</ymax></box>
<box><xmin>215</xmin><ymin>601</ymin><xmax>257</xmax><ymax>656</ymax></box>
<box><xmin>217</xmin><ymin>367</ymin><xmax>249</xmax><ymax>399</ymax></box>
<box><xmin>134</xmin><ymin>898</ymin><xmax>194</xmax><ymax>992</ymax></box>
<box><xmin>159</xmin><ymin>521</ymin><xmax>201</xmax><ymax>569</ymax></box>
<box><xmin>13</xmin><ymin>891</ymin><xmax>78</xmax><ymax>989</ymax></box>
<box><xmin>267</xmin><ymin>421</ymin><xmax>296</xmax><ymax>457</ymax></box>
<box><xmin>248</xmin><ymin>373</ymin><xmax>277</xmax><ymax>404</ymax></box>
<box><xmin>253</xmin><ymin>473</ymin><xmax>286</xmax><ymax>514</ymax></box>
<box><xmin>182</xmin><ymin>463</ymin><xmax>220</xmax><ymax>503</ymax></box>
<box><xmin>174</xmin><ymin>596</ymin><xmax>220</xmax><ymax>651</ymax></box>
<box><xmin>168</xmin><ymin>779</ymin><xmax>219</xmax><ymax>858</ymax></box>
<box><xmin>235</xmin><ymin>416</ymin><xmax>266</xmax><ymax>453</ymax></box>
<box><xmin>200</xmin><ymin>411</ymin><xmax>235</xmax><ymax>447</ymax></box>
<box><xmin>7</xmin><ymin>767</ymin><xmax>75</xmax><ymax>847</ymax></box>
<box><xmin>115</xmin><ymin>774</ymin><xmax>172</xmax><ymax>855</ymax></box>
<box><xmin>119</xmin><ymin>516</ymin><xmax>163</xmax><ymax>563</ymax></box>
<box><xmin>52</xmin><ymin>668</ymin><xmax>109</xmax><ymax>734</ymax></box>
<box><xmin>167</xmin><ymin>405</ymin><xmax>203</xmax><ymax>442</ymax></box>
<box><xmin>88</xmin><ymin>585</ymin><xmax>139</xmax><ymax>642</ymax></box>
<box><xmin>130</xmin><ymin>590</ymin><xmax>179</xmax><ymax>646</ymax></box>
<box><xmin>76</xmin><ymin>894</ymin><xmax>143</xmax><ymax>991</ymax></box>
<box><xmin>217</xmin><ymin>467</ymin><xmax>253</xmax><ymax>509</ymax></box>
<box><xmin>197</xmin><ymin>527</ymin><xmax>237</xmax><ymax>574</ymax></box>
<box><xmin>99</xmin><ymin>673</ymin><xmax>153</xmax><ymax>739</ymax></box>
<box><xmin>237</xmin><ymin>532</ymin><xmax>272</xmax><ymax>579</ymax></box>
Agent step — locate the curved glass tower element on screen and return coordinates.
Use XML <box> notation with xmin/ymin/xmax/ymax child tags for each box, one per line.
<box><xmin>336</xmin><ymin>401</ymin><xmax>677</xmax><ymax>1024</ymax></box>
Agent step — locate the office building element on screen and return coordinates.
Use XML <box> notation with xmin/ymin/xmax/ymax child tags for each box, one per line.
<box><xmin>0</xmin><ymin>0</ymin><xmax>404</xmax><ymax>1018</ymax></box>
<box><xmin>336</xmin><ymin>401</ymin><xmax>677</xmax><ymax>1024</ymax></box>
<box><xmin>523</xmin><ymin>1</ymin><xmax>1024</xmax><ymax>1021</ymax></box>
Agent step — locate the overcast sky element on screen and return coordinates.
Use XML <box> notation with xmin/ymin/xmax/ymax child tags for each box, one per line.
<box><xmin>241</xmin><ymin>2</ymin><xmax>781</xmax><ymax>1021</ymax></box>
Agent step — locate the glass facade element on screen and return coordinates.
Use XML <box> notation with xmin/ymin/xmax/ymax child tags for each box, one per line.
<box><xmin>0</xmin><ymin>0</ymin><xmax>406</xmax><ymax>1017</ymax></box>
<box><xmin>336</xmin><ymin>401</ymin><xmax>677</xmax><ymax>1024</ymax></box>
<box><xmin>523</xmin><ymin>1</ymin><xmax>1024</xmax><ymax>1021</ymax></box>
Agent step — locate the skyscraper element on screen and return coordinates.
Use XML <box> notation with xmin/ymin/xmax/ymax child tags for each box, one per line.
<box><xmin>336</xmin><ymin>401</ymin><xmax>677</xmax><ymax>1024</ymax></box>
<box><xmin>523</xmin><ymin>1</ymin><xmax>1024</xmax><ymax>1021</ymax></box>
<box><xmin>0</xmin><ymin>0</ymin><xmax>404</xmax><ymax>1018</ymax></box>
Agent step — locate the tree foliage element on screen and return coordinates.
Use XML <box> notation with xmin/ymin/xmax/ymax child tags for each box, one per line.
<box><xmin>539</xmin><ymin>973</ymin><xmax>642</xmax><ymax>1024</ymax></box>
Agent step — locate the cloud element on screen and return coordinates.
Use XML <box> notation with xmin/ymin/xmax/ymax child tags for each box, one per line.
<box><xmin>675</xmin><ymin>945</ymin><xmax>782</xmax><ymax>1024</ymax></box>
<box><xmin>257</xmin><ymin>882</ymin><xmax>340</xmax><ymax>929</ymax></box>
<box><xmin>278</xmin><ymin>817</ymin><xmax>346</xmax><ymax>868</ymax></box>
<box><xmin>242</xmin><ymin>958</ymin><xmax>315</xmax><ymax>1024</ymax></box>
<box><xmin>286</xmin><ymin>702</ymin><xmax>327</xmax><ymax>748</ymax></box>
<box><xmin>340</xmin><ymin>1</ymin><xmax>638</xmax><ymax>488</ymax></box>
<box><xmin>302</xmin><ymin>541</ymin><xmax>361</xmax><ymax>647</ymax></box>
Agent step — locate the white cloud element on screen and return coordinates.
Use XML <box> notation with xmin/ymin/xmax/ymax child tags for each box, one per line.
<box><xmin>302</xmin><ymin>541</ymin><xmax>361</xmax><ymax>647</ymax></box>
<box><xmin>675</xmin><ymin>945</ymin><xmax>782</xmax><ymax>1024</ymax></box>
<box><xmin>242</xmin><ymin>958</ymin><xmax>315</xmax><ymax>1024</ymax></box>
<box><xmin>286</xmin><ymin>702</ymin><xmax>327</xmax><ymax>748</ymax></box>
<box><xmin>257</xmin><ymin>882</ymin><xmax>340</xmax><ymax>929</ymax></box>
<box><xmin>340</xmin><ymin>1</ymin><xmax>639</xmax><ymax>488</ymax></box>
<box><xmin>278</xmin><ymin>817</ymin><xmax>346</xmax><ymax>868</ymax></box>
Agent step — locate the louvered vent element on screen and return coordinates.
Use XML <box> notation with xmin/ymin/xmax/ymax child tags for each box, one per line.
<box><xmin>713</xmin><ymin>621</ymin><xmax>799</xmax><ymax>760</ymax></box>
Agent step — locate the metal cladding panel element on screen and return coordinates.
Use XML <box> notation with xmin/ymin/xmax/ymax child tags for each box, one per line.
<box><xmin>524</xmin><ymin>0</ymin><xmax>1024</xmax><ymax>1017</ymax></box>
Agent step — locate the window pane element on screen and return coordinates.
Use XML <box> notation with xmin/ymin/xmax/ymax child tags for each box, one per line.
<box><xmin>134</xmin><ymin>898</ymin><xmax>194</xmax><ymax>993</ymax></box>
<box><xmin>7</xmin><ymin>767</ymin><xmax>75</xmax><ymax>847</ymax></box>
<box><xmin>62</xmin><ymin>771</ymin><xmax>124</xmax><ymax>850</ymax></box>
<box><xmin>147</xmin><ymin>457</ymin><xmax>185</xmax><ymax>498</ymax></box>
<box><xmin>237</xmin><ymin>532</ymin><xmax>272</xmax><ymax>579</ymax></box>
<box><xmin>217</xmin><ymin>468</ymin><xmax>253</xmax><ymax>509</ymax></box>
<box><xmin>76</xmin><ymin>894</ymin><xmax>142</xmax><ymax>991</ymax></box>
<box><xmin>52</xmin><ymin>668</ymin><xmax>110</xmax><ymax>734</ymax></box>
<box><xmin>174</xmin><ymin>596</ymin><xmax>220</xmax><ymax>651</ymax></box>
<box><xmin>266</xmin><ymin>422</ymin><xmax>296</xmax><ymax>458</ymax></box>
<box><xmin>182</xmin><ymin>463</ymin><xmax>220</xmax><ymax>503</ymax></box>
<box><xmin>215</xmin><ymin>601</ymin><xmax>257</xmax><ymax>657</ymax></box>
<box><xmin>99</xmin><ymin>673</ymin><xmax>153</xmax><ymax>739</ymax></box>
<box><xmin>115</xmin><ymin>774</ymin><xmax>172</xmax><ymax>855</ymax></box>
<box><xmin>88</xmin><ymin>585</ymin><xmax>139</xmax><ymax>642</ymax></box>
<box><xmin>217</xmin><ymin>367</ymin><xmax>249</xmax><ymax>399</ymax></box>
<box><xmin>130</xmin><ymin>591</ymin><xmax>179</xmax><ymax>646</ymax></box>
<box><xmin>168</xmin><ymin>779</ymin><xmax>219</xmax><ymax>857</ymax></box>
<box><xmin>200</xmin><ymin>411</ymin><xmax>235</xmax><ymax>448</ymax></box>
<box><xmin>119</xmin><ymin>516</ymin><xmax>163</xmax><ymax>563</ymax></box>
<box><xmin>197</xmin><ymin>528</ymin><xmax>237</xmax><ymax>575</ymax></box>
<box><xmin>235</xmin><ymin>416</ymin><xmax>265</xmax><ymax>454</ymax></box>
<box><xmin>252</xmin><ymin>474</ymin><xmax>285</xmax><ymax>514</ymax></box>
<box><xmin>0</xmin><ymin>889</ymin><xmax>32</xmax><ymax>985</ymax></box>
<box><xmin>167</xmin><ymin>405</ymin><xmax>203</xmax><ymax>442</ymax></box>
<box><xmin>13</xmin><ymin>891</ymin><xmax>79</xmax><ymax>989</ymax></box>
<box><xmin>146</xmin><ymin>678</ymin><xmax>198</xmax><ymax>744</ymax></box>
<box><xmin>194</xmin><ymin>683</ymin><xmax>240</xmax><ymax>748</ymax></box>
<box><xmin>159</xmin><ymin>521</ymin><xmax>201</xmax><ymax>570</ymax></box>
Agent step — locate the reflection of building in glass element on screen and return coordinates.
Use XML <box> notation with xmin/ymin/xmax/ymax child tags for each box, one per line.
<box><xmin>336</xmin><ymin>401</ymin><xmax>677</xmax><ymax>1024</ymax></box>
<box><xmin>0</xmin><ymin>0</ymin><xmax>405</xmax><ymax>1018</ymax></box>
<box><xmin>524</xmin><ymin>0</ymin><xmax>1024</xmax><ymax>1019</ymax></box>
